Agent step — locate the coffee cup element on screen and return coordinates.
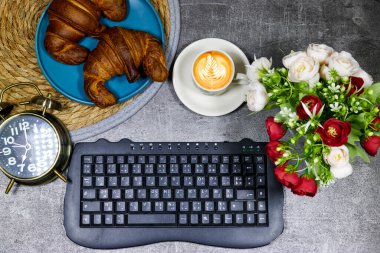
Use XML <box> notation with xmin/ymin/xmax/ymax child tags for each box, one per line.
<box><xmin>192</xmin><ymin>50</ymin><xmax>247</xmax><ymax>95</ymax></box>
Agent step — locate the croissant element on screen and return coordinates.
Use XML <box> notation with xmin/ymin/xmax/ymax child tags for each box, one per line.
<box><xmin>44</xmin><ymin>0</ymin><xmax>127</xmax><ymax>65</ymax></box>
<box><xmin>84</xmin><ymin>27</ymin><xmax>168</xmax><ymax>108</ymax></box>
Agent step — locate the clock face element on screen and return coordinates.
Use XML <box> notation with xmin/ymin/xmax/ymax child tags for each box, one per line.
<box><xmin>0</xmin><ymin>114</ymin><xmax>60</xmax><ymax>179</ymax></box>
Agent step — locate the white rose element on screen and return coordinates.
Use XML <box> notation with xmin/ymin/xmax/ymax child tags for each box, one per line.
<box><xmin>287</xmin><ymin>54</ymin><xmax>320</xmax><ymax>86</ymax></box>
<box><xmin>324</xmin><ymin>145</ymin><xmax>353</xmax><ymax>179</ymax></box>
<box><xmin>246</xmin><ymin>82</ymin><xmax>268</xmax><ymax>112</ymax></box>
<box><xmin>327</xmin><ymin>51</ymin><xmax>360</xmax><ymax>77</ymax></box>
<box><xmin>352</xmin><ymin>69</ymin><xmax>373</xmax><ymax>87</ymax></box>
<box><xmin>282</xmin><ymin>51</ymin><xmax>307</xmax><ymax>69</ymax></box>
<box><xmin>306</xmin><ymin>44</ymin><xmax>334</xmax><ymax>64</ymax></box>
<box><xmin>320</xmin><ymin>64</ymin><xmax>332</xmax><ymax>80</ymax></box>
<box><xmin>246</xmin><ymin>56</ymin><xmax>272</xmax><ymax>81</ymax></box>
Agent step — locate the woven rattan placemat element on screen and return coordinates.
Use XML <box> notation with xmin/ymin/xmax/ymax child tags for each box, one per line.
<box><xmin>0</xmin><ymin>0</ymin><xmax>170</xmax><ymax>131</ymax></box>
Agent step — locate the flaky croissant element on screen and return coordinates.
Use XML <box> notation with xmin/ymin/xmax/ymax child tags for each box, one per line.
<box><xmin>84</xmin><ymin>27</ymin><xmax>168</xmax><ymax>108</ymax></box>
<box><xmin>44</xmin><ymin>0</ymin><xmax>127</xmax><ymax>65</ymax></box>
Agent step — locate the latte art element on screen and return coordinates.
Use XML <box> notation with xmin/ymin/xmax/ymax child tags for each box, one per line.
<box><xmin>193</xmin><ymin>51</ymin><xmax>233</xmax><ymax>91</ymax></box>
<box><xmin>199</xmin><ymin>55</ymin><xmax>227</xmax><ymax>83</ymax></box>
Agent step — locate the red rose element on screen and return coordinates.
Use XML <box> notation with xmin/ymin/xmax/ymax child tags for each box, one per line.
<box><xmin>296</xmin><ymin>95</ymin><xmax>323</xmax><ymax>120</ymax></box>
<box><xmin>291</xmin><ymin>176</ymin><xmax>318</xmax><ymax>197</ymax></box>
<box><xmin>346</xmin><ymin>76</ymin><xmax>364</xmax><ymax>96</ymax></box>
<box><xmin>274</xmin><ymin>164</ymin><xmax>287</xmax><ymax>183</ymax></box>
<box><xmin>369</xmin><ymin>117</ymin><xmax>380</xmax><ymax>131</ymax></box>
<box><xmin>361</xmin><ymin>136</ymin><xmax>380</xmax><ymax>156</ymax></box>
<box><xmin>316</xmin><ymin>118</ymin><xmax>351</xmax><ymax>147</ymax></box>
<box><xmin>274</xmin><ymin>164</ymin><xmax>301</xmax><ymax>188</ymax></box>
<box><xmin>265</xmin><ymin>116</ymin><xmax>286</xmax><ymax>141</ymax></box>
<box><xmin>265</xmin><ymin>141</ymin><xmax>284</xmax><ymax>163</ymax></box>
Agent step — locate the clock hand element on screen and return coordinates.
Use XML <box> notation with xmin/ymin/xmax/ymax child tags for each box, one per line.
<box><xmin>12</xmin><ymin>143</ymin><xmax>26</xmax><ymax>148</ymax></box>
<box><xmin>23</xmin><ymin>127</ymin><xmax>30</xmax><ymax>146</ymax></box>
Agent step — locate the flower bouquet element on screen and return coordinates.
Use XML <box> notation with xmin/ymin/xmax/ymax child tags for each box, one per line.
<box><xmin>245</xmin><ymin>44</ymin><xmax>380</xmax><ymax>197</ymax></box>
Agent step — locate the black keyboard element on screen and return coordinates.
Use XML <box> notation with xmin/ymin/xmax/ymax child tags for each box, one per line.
<box><xmin>64</xmin><ymin>139</ymin><xmax>284</xmax><ymax>249</ymax></box>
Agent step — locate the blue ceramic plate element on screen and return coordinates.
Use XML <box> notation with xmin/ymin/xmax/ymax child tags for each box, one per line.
<box><xmin>35</xmin><ymin>0</ymin><xmax>165</xmax><ymax>106</ymax></box>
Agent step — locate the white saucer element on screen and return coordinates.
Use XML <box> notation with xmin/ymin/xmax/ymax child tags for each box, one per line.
<box><xmin>173</xmin><ymin>38</ymin><xmax>249</xmax><ymax>116</ymax></box>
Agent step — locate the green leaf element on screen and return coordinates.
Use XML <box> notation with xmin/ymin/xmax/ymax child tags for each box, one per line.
<box><xmin>361</xmin><ymin>82</ymin><xmax>380</xmax><ymax>103</ymax></box>
<box><xmin>348</xmin><ymin>131</ymin><xmax>360</xmax><ymax>144</ymax></box>
<box><xmin>346</xmin><ymin>143</ymin><xmax>370</xmax><ymax>163</ymax></box>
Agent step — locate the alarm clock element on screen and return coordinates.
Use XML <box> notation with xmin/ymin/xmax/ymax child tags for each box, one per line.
<box><xmin>0</xmin><ymin>82</ymin><xmax>72</xmax><ymax>194</ymax></box>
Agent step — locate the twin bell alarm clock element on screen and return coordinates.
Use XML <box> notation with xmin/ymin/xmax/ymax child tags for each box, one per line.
<box><xmin>0</xmin><ymin>82</ymin><xmax>72</xmax><ymax>194</ymax></box>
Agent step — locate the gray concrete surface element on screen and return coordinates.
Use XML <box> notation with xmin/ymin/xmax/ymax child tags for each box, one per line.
<box><xmin>0</xmin><ymin>0</ymin><xmax>379</xmax><ymax>252</ymax></box>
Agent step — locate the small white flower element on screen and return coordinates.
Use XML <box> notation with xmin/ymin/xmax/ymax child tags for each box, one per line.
<box><xmin>328</xmin><ymin>51</ymin><xmax>360</xmax><ymax>77</ymax></box>
<box><xmin>328</xmin><ymin>83</ymin><xmax>340</xmax><ymax>93</ymax></box>
<box><xmin>352</xmin><ymin>69</ymin><xmax>373</xmax><ymax>87</ymax></box>
<box><xmin>306</xmin><ymin>44</ymin><xmax>334</xmax><ymax>64</ymax></box>
<box><xmin>329</xmin><ymin>102</ymin><xmax>342</xmax><ymax>112</ymax></box>
<box><xmin>283</xmin><ymin>51</ymin><xmax>320</xmax><ymax>86</ymax></box>
<box><xmin>246</xmin><ymin>82</ymin><xmax>268</xmax><ymax>112</ymax></box>
<box><xmin>279</xmin><ymin>107</ymin><xmax>292</xmax><ymax>117</ymax></box>
<box><xmin>324</xmin><ymin>145</ymin><xmax>353</xmax><ymax>179</ymax></box>
<box><xmin>245</xmin><ymin>56</ymin><xmax>272</xmax><ymax>81</ymax></box>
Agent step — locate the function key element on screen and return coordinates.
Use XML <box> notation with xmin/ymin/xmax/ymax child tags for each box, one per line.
<box><xmin>83</xmin><ymin>156</ymin><xmax>93</xmax><ymax>164</ymax></box>
<box><xmin>106</xmin><ymin>156</ymin><xmax>114</xmax><ymax>164</ymax></box>
<box><xmin>255</xmin><ymin>155</ymin><xmax>265</xmax><ymax>163</ymax></box>
<box><xmin>138</xmin><ymin>156</ymin><xmax>146</xmax><ymax>164</ymax></box>
<box><xmin>116</xmin><ymin>156</ymin><xmax>125</xmax><ymax>164</ymax></box>
<box><xmin>159</xmin><ymin>155</ymin><xmax>167</xmax><ymax>164</ymax></box>
<box><xmin>211</xmin><ymin>155</ymin><xmax>220</xmax><ymax>163</ymax></box>
<box><xmin>232</xmin><ymin>155</ymin><xmax>240</xmax><ymax>163</ymax></box>
<box><xmin>169</xmin><ymin>156</ymin><xmax>177</xmax><ymax>164</ymax></box>
<box><xmin>127</xmin><ymin>155</ymin><xmax>135</xmax><ymax>164</ymax></box>
<box><xmin>190</xmin><ymin>155</ymin><xmax>198</xmax><ymax>164</ymax></box>
<box><xmin>201</xmin><ymin>155</ymin><xmax>209</xmax><ymax>164</ymax></box>
<box><xmin>148</xmin><ymin>156</ymin><xmax>157</xmax><ymax>164</ymax></box>
<box><xmin>180</xmin><ymin>155</ymin><xmax>188</xmax><ymax>164</ymax></box>
<box><xmin>222</xmin><ymin>155</ymin><xmax>230</xmax><ymax>163</ymax></box>
<box><xmin>95</xmin><ymin>156</ymin><xmax>104</xmax><ymax>164</ymax></box>
<box><xmin>243</xmin><ymin>155</ymin><xmax>252</xmax><ymax>163</ymax></box>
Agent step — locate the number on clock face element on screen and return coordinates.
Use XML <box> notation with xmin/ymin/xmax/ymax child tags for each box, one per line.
<box><xmin>0</xmin><ymin>115</ymin><xmax>59</xmax><ymax>178</ymax></box>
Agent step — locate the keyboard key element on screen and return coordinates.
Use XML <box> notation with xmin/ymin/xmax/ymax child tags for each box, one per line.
<box><xmin>82</xmin><ymin>164</ymin><xmax>92</xmax><ymax>174</ymax></box>
<box><xmin>120</xmin><ymin>176</ymin><xmax>130</xmax><ymax>187</ymax></box>
<box><xmin>245</xmin><ymin>176</ymin><xmax>254</xmax><ymax>187</ymax></box>
<box><xmin>180</xmin><ymin>201</ymin><xmax>189</xmax><ymax>212</ymax></box>
<box><xmin>145</xmin><ymin>164</ymin><xmax>154</xmax><ymax>174</ymax></box>
<box><xmin>234</xmin><ymin>176</ymin><xmax>243</xmax><ymax>186</ymax></box>
<box><xmin>256</xmin><ymin>164</ymin><xmax>265</xmax><ymax>174</ymax></box>
<box><xmin>232</xmin><ymin>155</ymin><xmax>240</xmax><ymax>163</ymax></box>
<box><xmin>190</xmin><ymin>214</ymin><xmax>199</xmax><ymax>224</ymax></box>
<box><xmin>127</xmin><ymin>156</ymin><xmax>135</xmax><ymax>164</ymax></box>
<box><xmin>201</xmin><ymin>214</ymin><xmax>210</xmax><ymax>224</ymax></box>
<box><xmin>213</xmin><ymin>189</ymin><xmax>222</xmax><ymax>199</ymax></box>
<box><xmin>108</xmin><ymin>176</ymin><xmax>118</xmax><ymax>187</ymax></box>
<box><xmin>133</xmin><ymin>177</ymin><xmax>143</xmax><ymax>187</ymax></box>
<box><xmin>207</xmin><ymin>164</ymin><xmax>217</xmax><ymax>173</ymax></box>
<box><xmin>247</xmin><ymin>201</ymin><xmax>256</xmax><ymax>211</ymax></box>
<box><xmin>205</xmin><ymin>201</ymin><xmax>214</xmax><ymax>212</ymax></box>
<box><xmin>105</xmin><ymin>214</ymin><xmax>113</xmax><ymax>225</ymax></box>
<box><xmin>150</xmin><ymin>189</ymin><xmax>159</xmax><ymax>199</ymax></box>
<box><xmin>232</xmin><ymin>164</ymin><xmax>242</xmax><ymax>174</ymax></box>
<box><xmin>209</xmin><ymin>176</ymin><xmax>218</xmax><ymax>187</ymax></box>
<box><xmin>119</xmin><ymin>164</ymin><xmax>129</xmax><ymax>174</ymax></box>
<box><xmin>116</xmin><ymin>156</ymin><xmax>125</xmax><ymax>164</ymax></box>
<box><xmin>258</xmin><ymin>213</ymin><xmax>267</xmax><ymax>225</ymax></box>
<box><xmin>95</xmin><ymin>156</ymin><xmax>104</xmax><ymax>164</ymax></box>
<box><xmin>169</xmin><ymin>164</ymin><xmax>179</xmax><ymax>174</ymax></box>
<box><xmin>107</xmin><ymin>164</ymin><xmax>117</xmax><ymax>174</ymax></box>
<box><xmin>169</xmin><ymin>156</ymin><xmax>177</xmax><ymax>164</ymax></box>
<box><xmin>157</xmin><ymin>164</ymin><xmax>167</xmax><ymax>174</ymax></box>
<box><xmin>258</xmin><ymin>201</ymin><xmax>266</xmax><ymax>212</ymax></box>
<box><xmin>162</xmin><ymin>189</ymin><xmax>172</xmax><ymax>199</ymax></box>
<box><xmin>82</xmin><ymin>189</ymin><xmax>96</xmax><ymax>199</ymax></box>
<box><xmin>83</xmin><ymin>156</ymin><xmax>93</xmax><ymax>164</ymax></box>
<box><xmin>106</xmin><ymin>156</ymin><xmax>114</xmax><ymax>164</ymax></box>
<box><xmin>159</xmin><ymin>156</ymin><xmax>167</xmax><ymax>164</ymax></box>
<box><xmin>222</xmin><ymin>155</ymin><xmax>230</xmax><ymax>163</ymax></box>
<box><xmin>179</xmin><ymin>214</ymin><xmax>187</xmax><ymax>224</ymax></box>
<box><xmin>142</xmin><ymin>202</ymin><xmax>152</xmax><ymax>212</ymax></box>
<box><xmin>166</xmin><ymin>202</ymin><xmax>176</xmax><ymax>212</ymax></box>
<box><xmin>171</xmin><ymin>176</ymin><xmax>180</xmax><ymax>187</ymax></box>
<box><xmin>246</xmin><ymin>214</ymin><xmax>255</xmax><ymax>224</ymax></box>
<box><xmin>128</xmin><ymin>214</ymin><xmax>176</xmax><ymax>225</ymax></box>
<box><xmin>213</xmin><ymin>214</ymin><xmax>222</xmax><ymax>224</ymax></box>
<box><xmin>116</xmin><ymin>202</ymin><xmax>126</xmax><ymax>212</ymax></box>
<box><xmin>224</xmin><ymin>214</ymin><xmax>233</xmax><ymax>224</ymax></box>
<box><xmin>148</xmin><ymin>156</ymin><xmax>156</xmax><ymax>164</ymax></box>
<box><xmin>82</xmin><ymin>201</ymin><xmax>100</xmax><ymax>212</ymax></box>
<box><xmin>181</xmin><ymin>164</ymin><xmax>192</xmax><ymax>174</ymax></box>
<box><xmin>243</xmin><ymin>164</ymin><xmax>254</xmax><ymax>174</ymax></box>
<box><xmin>219</xmin><ymin>164</ymin><xmax>229</xmax><ymax>174</ymax></box>
<box><xmin>175</xmin><ymin>189</ymin><xmax>184</xmax><ymax>199</ymax></box>
<box><xmin>112</xmin><ymin>189</ymin><xmax>121</xmax><ymax>199</ymax></box>
<box><xmin>129</xmin><ymin>202</ymin><xmax>139</xmax><ymax>212</ymax></box>
<box><xmin>255</xmin><ymin>156</ymin><xmax>264</xmax><ymax>163</ymax></box>
<box><xmin>257</xmin><ymin>188</ymin><xmax>266</xmax><ymax>199</ymax></box>
<box><xmin>94</xmin><ymin>164</ymin><xmax>104</xmax><ymax>174</ymax></box>
<box><xmin>230</xmin><ymin>201</ymin><xmax>244</xmax><ymax>211</ymax></box>
<box><xmin>195</xmin><ymin>164</ymin><xmax>204</xmax><ymax>174</ymax></box>
<box><xmin>187</xmin><ymin>189</ymin><xmax>197</xmax><ymax>199</ymax></box>
<box><xmin>93</xmin><ymin>214</ymin><xmax>102</xmax><ymax>225</ymax></box>
<box><xmin>190</xmin><ymin>155</ymin><xmax>198</xmax><ymax>164</ymax></box>
<box><xmin>137</xmin><ymin>189</ymin><xmax>147</xmax><ymax>199</ymax></box>
<box><xmin>99</xmin><ymin>189</ymin><xmax>108</xmax><ymax>199</ymax></box>
<box><xmin>132</xmin><ymin>164</ymin><xmax>142</xmax><ymax>174</ymax></box>
<box><xmin>82</xmin><ymin>214</ymin><xmax>90</xmax><ymax>225</ymax></box>
<box><xmin>200</xmin><ymin>189</ymin><xmax>209</xmax><ymax>199</ymax></box>
<box><xmin>192</xmin><ymin>202</ymin><xmax>202</xmax><ymax>212</ymax></box>
<box><xmin>180</xmin><ymin>155</ymin><xmax>188</xmax><ymax>163</ymax></box>
<box><xmin>211</xmin><ymin>155</ymin><xmax>220</xmax><ymax>163</ymax></box>
<box><xmin>243</xmin><ymin>155</ymin><xmax>252</xmax><ymax>163</ymax></box>
<box><xmin>225</xmin><ymin>189</ymin><xmax>234</xmax><ymax>199</ymax></box>
<box><xmin>257</xmin><ymin>176</ymin><xmax>266</xmax><ymax>186</ymax></box>
<box><xmin>95</xmin><ymin>177</ymin><xmax>105</xmax><ymax>187</ymax></box>
<box><xmin>146</xmin><ymin>176</ymin><xmax>156</xmax><ymax>186</ymax></box>
<box><xmin>116</xmin><ymin>214</ymin><xmax>125</xmax><ymax>225</ymax></box>
<box><xmin>138</xmin><ymin>155</ymin><xmax>146</xmax><ymax>164</ymax></box>
<box><xmin>237</xmin><ymin>190</ymin><xmax>255</xmax><ymax>200</ymax></box>
<box><xmin>236</xmin><ymin>213</ymin><xmax>244</xmax><ymax>224</ymax></box>
<box><xmin>218</xmin><ymin>201</ymin><xmax>227</xmax><ymax>212</ymax></box>
<box><xmin>159</xmin><ymin>176</ymin><xmax>168</xmax><ymax>186</ymax></box>
<box><xmin>221</xmin><ymin>176</ymin><xmax>231</xmax><ymax>186</ymax></box>
<box><xmin>201</xmin><ymin>155</ymin><xmax>209</xmax><ymax>163</ymax></box>
<box><xmin>155</xmin><ymin>202</ymin><xmax>164</xmax><ymax>212</ymax></box>
<box><xmin>103</xmin><ymin>202</ymin><xmax>113</xmax><ymax>212</ymax></box>
<box><xmin>184</xmin><ymin>176</ymin><xmax>193</xmax><ymax>186</ymax></box>
<box><xmin>82</xmin><ymin>177</ymin><xmax>92</xmax><ymax>187</ymax></box>
<box><xmin>125</xmin><ymin>189</ymin><xmax>134</xmax><ymax>199</ymax></box>
<box><xmin>196</xmin><ymin>176</ymin><xmax>206</xmax><ymax>186</ymax></box>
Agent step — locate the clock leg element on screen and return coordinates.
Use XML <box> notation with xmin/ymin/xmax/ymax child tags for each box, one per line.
<box><xmin>5</xmin><ymin>179</ymin><xmax>15</xmax><ymax>194</ymax></box>
<box><xmin>54</xmin><ymin>169</ymin><xmax>68</xmax><ymax>183</ymax></box>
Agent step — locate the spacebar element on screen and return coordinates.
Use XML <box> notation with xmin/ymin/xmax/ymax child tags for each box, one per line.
<box><xmin>128</xmin><ymin>214</ymin><xmax>176</xmax><ymax>225</ymax></box>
